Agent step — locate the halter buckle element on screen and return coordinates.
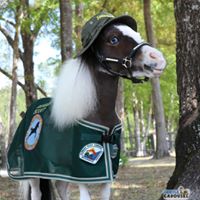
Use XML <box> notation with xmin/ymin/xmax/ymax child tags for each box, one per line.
<box><xmin>122</xmin><ymin>57</ymin><xmax>132</xmax><ymax>69</ymax></box>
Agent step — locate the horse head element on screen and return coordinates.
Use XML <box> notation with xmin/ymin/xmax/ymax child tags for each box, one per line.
<box><xmin>78</xmin><ymin>11</ymin><xmax>166</xmax><ymax>83</ymax></box>
<box><xmin>93</xmin><ymin>24</ymin><xmax>166</xmax><ymax>82</ymax></box>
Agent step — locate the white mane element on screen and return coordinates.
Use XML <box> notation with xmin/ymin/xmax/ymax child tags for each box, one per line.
<box><xmin>51</xmin><ymin>58</ymin><xmax>97</xmax><ymax>128</ymax></box>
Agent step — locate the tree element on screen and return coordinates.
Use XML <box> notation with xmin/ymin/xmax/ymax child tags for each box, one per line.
<box><xmin>143</xmin><ymin>0</ymin><xmax>169</xmax><ymax>158</ymax></box>
<box><xmin>0</xmin><ymin>115</ymin><xmax>6</xmax><ymax>168</ymax></box>
<box><xmin>0</xmin><ymin>0</ymin><xmax>57</xmax><ymax>107</ymax></box>
<box><xmin>133</xmin><ymin>98</ymin><xmax>143</xmax><ymax>156</ymax></box>
<box><xmin>20</xmin><ymin>0</ymin><xmax>38</xmax><ymax>107</ymax></box>
<box><xmin>59</xmin><ymin>0</ymin><xmax>72</xmax><ymax>61</ymax></box>
<box><xmin>161</xmin><ymin>1</ymin><xmax>200</xmax><ymax>199</ymax></box>
<box><xmin>8</xmin><ymin>4</ymin><xmax>22</xmax><ymax>146</ymax></box>
<box><xmin>125</xmin><ymin>108</ymin><xmax>134</xmax><ymax>151</ymax></box>
<box><xmin>74</xmin><ymin>0</ymin><xmax>84</xmax><ymax>52</ymax></box>
<box><xmin>116</xmin><ymin>79</ymin><xmax>126</xmax><ymax>152</ymax></box>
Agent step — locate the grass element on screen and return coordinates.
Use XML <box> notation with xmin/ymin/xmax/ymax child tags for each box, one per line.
<box><xmin>110</xmin><ymin>156</ymin><xmax>175</xmax><ymax>200</ymax></box>
<box><xmin>0</xmin><ymin>156</ymin><xmax>175</xmax><ymax>200</ymax></box>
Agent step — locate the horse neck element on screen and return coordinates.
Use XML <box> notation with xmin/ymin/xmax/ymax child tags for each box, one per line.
<box><xmin>86</xmin><ymin>68</ymin><xmax>120</xmax><ymax>128</ymax></box>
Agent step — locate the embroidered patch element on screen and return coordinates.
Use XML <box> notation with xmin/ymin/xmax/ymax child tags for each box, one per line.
<box><xmin>79</xmin><ymin>143</ymin><xmax>104</xmax><ymax>164</ymax></box>
<box><xmin>24</xmin><ymin>114</ymin><xmax>43</xmax><ymax>150</ymax></box>
<box><xmin>33</xmin><ymin>102</ymin><xmax>51</xmax><ymax>114</ymax></box>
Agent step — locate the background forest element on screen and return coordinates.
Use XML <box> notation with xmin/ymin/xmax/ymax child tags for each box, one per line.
<box><xmin>0</xmin><ymin>0</ymin><xmax>176</xmax><ymax>160</ymax></box>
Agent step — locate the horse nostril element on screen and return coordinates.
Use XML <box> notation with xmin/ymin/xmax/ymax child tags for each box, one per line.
<box><xmin>149</xmin><ymin>52</ymin><xmax>157</xmax><ymax>59</ymax></box>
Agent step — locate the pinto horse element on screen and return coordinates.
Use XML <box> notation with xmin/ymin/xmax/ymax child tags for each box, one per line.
<box><xmin>7</xmin><ymin>15</ymin><xmax>166</xmax><ymax>200</ymax></box>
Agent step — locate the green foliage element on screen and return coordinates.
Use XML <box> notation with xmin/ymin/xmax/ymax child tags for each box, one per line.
<box><xmin>120</xmin><ymin>153</ymin><xmax>129</xmax><ymax>167</ymax></box>
<box><xmin>0</xmin><ymin>0</ymin><xmax>59</xmax><ymax>37</ymax></box>
<box><xmin>0</xmin><ymin>87</ymin><xmax>25</xmax><ymax>130</ymax></box>
<box><xmin>20</xmin><ymin>0</ymin><xmax>58</xmax><ymax>35</ymax></box>
<box><xmin>0</xmin><ymin>87</ymin><xmax>10</xmax><ymax>131</ymax></box>
<box><xmin>123</xmin><ymin>0</ymin><xmax>178</xmax><ymax>133</ymax></box>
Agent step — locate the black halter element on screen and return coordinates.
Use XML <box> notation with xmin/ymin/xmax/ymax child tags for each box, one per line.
<box><xmin>96</xmin><ymin>42</ymin><xmax>150</xmax><ymax>83</ymax></box>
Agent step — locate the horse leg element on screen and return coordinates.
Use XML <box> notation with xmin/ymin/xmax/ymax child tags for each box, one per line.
<box><xmin>29</xmin><ymin>179</ymin><xmax>42</xmax><ymax>200</ymax></box>
<box><xmin>100</xmin><ymin>183</ymin><xmax>111</xmax><ymax>200</ymax></box>
<box><xmin>55</xmin><ymin>180</ymin><xmax>70</xmax><ymax>200</ymax></box>
<box><xmin>19</xmin><ymin>180</ymin><xmax>31</xmax><ymax>200</ymax></box>
<box><xmin>79</xmin><ymin>184</ymin><xmax>91</xmax><ymax>200</ymax></box>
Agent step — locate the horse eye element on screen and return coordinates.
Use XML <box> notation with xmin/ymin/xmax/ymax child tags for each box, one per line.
<box><xmin>110</xmin><ymin>36</ymin><xmax>119</xmax><ymax>45</ymax></box>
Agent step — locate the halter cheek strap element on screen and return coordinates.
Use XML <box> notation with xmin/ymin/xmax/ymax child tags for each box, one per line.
<box><xmin>96</xmin><ymin>42</ymin><xmax>150</xmax><ymax>83</ymax></box>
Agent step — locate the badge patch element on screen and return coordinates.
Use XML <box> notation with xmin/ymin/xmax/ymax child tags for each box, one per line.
<box><xmin>24</xmin><ymin>114</ymin><xmax>43</xmax><ymax>150</ymax></box>
<box><xmin>79</xmin><ymin>143</ymin><xmax>104</xmax><ymax>164</ymax></box>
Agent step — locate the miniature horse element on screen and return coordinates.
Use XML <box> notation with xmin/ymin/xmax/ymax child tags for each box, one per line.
<box><xmin>19</xmin><ymin>22</ymin><xmax>166</xmax><ymax>200</ymax></box>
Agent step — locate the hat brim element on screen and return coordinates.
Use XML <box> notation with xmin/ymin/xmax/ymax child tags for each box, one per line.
<box><xmin>76</xmin><ymin>15</ymin><xmax>137</xmax><ymax>57</ymax></box>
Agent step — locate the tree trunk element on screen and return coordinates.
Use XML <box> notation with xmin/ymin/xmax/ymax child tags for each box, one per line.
<box><xmin>125</xmin><ymin>110</ymin><xmax>134</xmax><ymax>150</ymax></box>
<box><xmin>0</xmin><ymin>116</ymin><xmax>6</xmax><ymax>168</ymax></box>
<box><xmin>143</xmin><ymin>0</ymin><xmax>169</xmax><ymax>158</ymax></box>
<box><xmin>8</xmin><ymin>5</ymin><xmax>21</xmax><ymax>147</ymax></box>
<box><xmin>145</xmin><ymin>104</ymin><xmax>152</xmax><ymax>139</ymax></box>
<box><xmin>21</xmin><ymin>33</ymin><xmax>37</xmax><ymax>107</ymax></box>
<box><xmin>139</xmin><ymin>102</ymin><xmax>147</xmax><ymax>156</ymax></box>
<box><xmin>116</xmin><ymin>79</ymin><xmax>125</xmax><ymax>152</ymax></box>
<box><xmin>21</xmin><ymin>0</ymin><xmax>37</xmax><ymax>107</ymax></box>
<box><xmin>139</xmin><ymin>102</ymin><xmax>145</xmax><ymax>136</ymax></box>
<box><xmin>151</xmin><ymin>79</ymin><xmax>169</xmax><ymax>158</ymax></box>
<box><xmin>133</xmin><ymin>106</ymin><xmax>143</xmax><ymax>157</ymax></box>
<box><xmin>161</xmin><ymin>1</ymin><xmax>200</xmax><ymax>199</ymax></box>
<box><xmin>141</xmin><ymin>104</ymin><xmax>152</xmax><ymax>156</ymax></box>
<box><xmin>75</xmin><ymin>0</ymin><xmax>84</xmax><ymax>52</ymax></box>
<box><xmin>59</xmin><ymin>0</ymin><xmax>72</xmax><ymax>62</ymax></box>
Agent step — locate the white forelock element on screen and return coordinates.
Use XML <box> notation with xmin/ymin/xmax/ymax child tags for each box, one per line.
<box><xmin>51</xmin><ymin>58</ymin><xmax>97</xmax><ymax>128</ymax></box>
<box><xmin>115</xmin><ymin>25</ymin><xmax>144</xmax><ymax>43</ymax></box>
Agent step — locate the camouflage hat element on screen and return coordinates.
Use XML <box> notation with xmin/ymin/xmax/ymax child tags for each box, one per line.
<box><xmin>76</xmin><ymin>11</ymin><xmax>137</xmax><ymax>57</ymax></box>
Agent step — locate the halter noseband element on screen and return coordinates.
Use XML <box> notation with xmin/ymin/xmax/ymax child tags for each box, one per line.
<box><xmin>96</xmin><ymin>42</ymin><xmax>150</xmax><ymax>83</ymax></box>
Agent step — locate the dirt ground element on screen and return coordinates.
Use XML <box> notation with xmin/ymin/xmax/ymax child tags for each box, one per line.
<box><xmin>0</xmin><ymin>156</ymin><xmax>175</xmax><ymax>200</ymax></box>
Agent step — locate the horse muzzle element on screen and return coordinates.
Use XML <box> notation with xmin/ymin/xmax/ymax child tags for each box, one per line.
<box><xmin>142</xmin><ymin>47</ymin><xmax>167</xmax><ymax>77</ymax></box>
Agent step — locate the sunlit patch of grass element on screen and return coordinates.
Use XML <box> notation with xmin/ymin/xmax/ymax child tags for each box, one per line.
<box><xmin>134</xmin><ymin>162</ymin><xmax>175</xmax><ymax>168</ymax></box>
<box><xmin>112</xmin><ymin>182</ymin><xmax>144</xmax><ymax>189</ymax></box>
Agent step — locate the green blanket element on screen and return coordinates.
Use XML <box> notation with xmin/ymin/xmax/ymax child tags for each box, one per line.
<box><xmin>7</xmin><ymin>98</ymin><xmax>121</xmax><ymax>183</ymax></box>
